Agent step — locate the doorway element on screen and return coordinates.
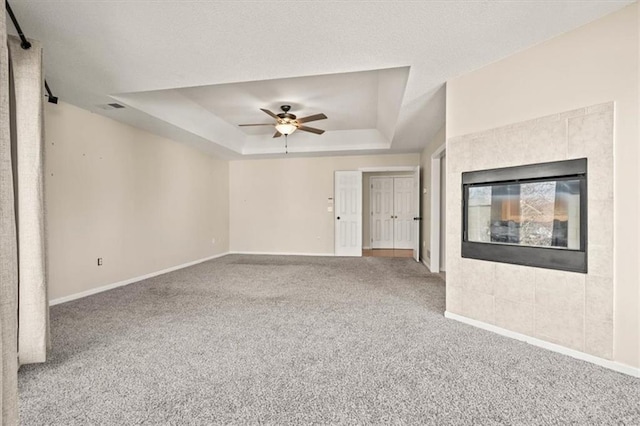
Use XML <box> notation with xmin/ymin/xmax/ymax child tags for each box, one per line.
<box><xmin>369</xmin><ymin>176</ymin><xmax>414</xmax><ymax>250</ymax></box>
<box><xmin>334</xmin><ymin>166</ymin><xmax>420</xmax><ymax>260</ymax></box>
<box><xmin>430</xmin><ymin>145</ymin><xmax>446</xmax><ymax>273</ymax></box>
<box><xmin>439</xmin><ymin>153</ymin><xmax>446</xmax><ymax>272</ymax></box>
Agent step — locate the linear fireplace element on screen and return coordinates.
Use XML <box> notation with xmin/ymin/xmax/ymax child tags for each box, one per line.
<box><xmin>462</xmin><ymin>158</ymin><xmax>587</xmax><ymax>273</ymax></box>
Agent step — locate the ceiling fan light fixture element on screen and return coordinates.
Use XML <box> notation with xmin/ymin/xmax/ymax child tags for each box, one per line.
<box><xmin>275</xmin><ymin>122</ymin><xmax>297</xmax><ymax>135</ymax></box>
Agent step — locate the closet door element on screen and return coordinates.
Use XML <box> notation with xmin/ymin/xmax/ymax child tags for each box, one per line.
<box><xmin>393</xmin><ymin>177</ymin><xmax>414</xmax><ymax>249</ymax></box>
<box><xmin>370</xmin><ymin>177</ymin><xmax>394</xmax><ymax>249</ymax></box>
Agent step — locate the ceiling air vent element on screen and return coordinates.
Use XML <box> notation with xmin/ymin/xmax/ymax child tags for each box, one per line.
<box><xmin>96</xmin><ymin>103</ymin><xmax>126</xmax><ymax>111</ymax></box>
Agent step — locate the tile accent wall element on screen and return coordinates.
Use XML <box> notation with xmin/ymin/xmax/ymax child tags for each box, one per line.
<box><xmin>446</xmin><ymin>103</ymin><xmax>614</xmax><ymax>359</ymax></box>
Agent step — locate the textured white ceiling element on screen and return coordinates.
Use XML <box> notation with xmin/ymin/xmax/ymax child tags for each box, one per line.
<box><xmin>8</xmin><ymin>0</ymin><xmax>633</xmax><ymax>159</ymax></box>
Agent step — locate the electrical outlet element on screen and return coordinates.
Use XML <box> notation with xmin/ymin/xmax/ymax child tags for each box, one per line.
<box><xmin>422</xmin><ymin>240</ymin><xmax>426</xmax><ymax>248</ymax></box>
<box><xmin>211</xmin><ymin>238</ymin><xmax>216</xmax><ymax>245</ymax></box>
<box><xmin>97</xmin><ymin>258</ymin><xmax>103</xmax><ymax>266</ymax></box>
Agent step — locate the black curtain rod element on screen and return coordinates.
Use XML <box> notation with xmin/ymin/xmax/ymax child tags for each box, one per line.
<box><xmin>5</xmin><ymin>0</ymin><xmax>58</xmax><ymax>104</ymax></box>
<box><xmin>44</xmin><ymin>80</ymin><xmax>57</xmax><ymax>104</ymax></box>
<box><xmin>5</xmin><ymin>0</ymin><xmax>30</xmax><ymax>49</ymax></box>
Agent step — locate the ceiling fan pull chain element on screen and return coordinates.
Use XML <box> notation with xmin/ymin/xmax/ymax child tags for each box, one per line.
<box><xmin>285</xmin><ymin>134</ymin><xmax>288</xmax><ymax>154</ymax></box>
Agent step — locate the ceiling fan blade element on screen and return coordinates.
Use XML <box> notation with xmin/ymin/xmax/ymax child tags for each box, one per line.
<box><xmin>298</xmin><ymin>125</ymin><xmax>325</xmax><ymax>135</ymax></box>
<box><xmin>273</xmin><ymin>131</ymin><xmax>283</xmax><ymax>138</ymax></box>
<box><xmin>239</xmin><ymin>123</ymin><xmax>274</xmax><ymax>127</ymax></box>
<box><xmin>260</xmin><ymin>108</ymin><xmax>280</xmax><ymax>120</ymax></box>
<box><xmin>296</xmin><ymin>113</ymin><xmax>327</xmax><ymax>124</ymax></box>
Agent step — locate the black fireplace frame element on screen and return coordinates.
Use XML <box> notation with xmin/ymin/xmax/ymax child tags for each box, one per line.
<box><xmin>462</xmin><ymin>158</ymin><xmax>588</xmax><ymax>273</ymax></box>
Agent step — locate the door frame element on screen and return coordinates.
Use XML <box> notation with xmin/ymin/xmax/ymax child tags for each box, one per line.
<box><xmin>359</xmin><ymin>166</ymin><xmax>417</xmax><ymax>173</ymax></box>
<box><xmin>359</xmin><ymin>166</ymin><xmax>419</xmax><ymax>260</ymax></box>
<box><xmin>369</xmin><ymin>175</ymin><xmax>413</xmax><ymax>250</ymax></box>
<box><xmin>430</xmin><ymin>144</ymin><xmax>446</xmax><ymax>273</ymax></box>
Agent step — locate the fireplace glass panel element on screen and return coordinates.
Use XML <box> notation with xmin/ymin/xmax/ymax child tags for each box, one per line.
<box><xmin>462</xmin><ymin>158</ymin><xmax>587</xmax><ymax>272</ymax></box>
<box><xmin>467</xmin><ymin>179</ymin><xmax>581</xmax><ymax>250</ymax></box>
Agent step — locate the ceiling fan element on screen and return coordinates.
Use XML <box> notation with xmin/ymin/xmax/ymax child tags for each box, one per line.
<box><xmin>239</xmin><ymin>105</ymin><xmax>327</xmax><ymax>138</ymax></box>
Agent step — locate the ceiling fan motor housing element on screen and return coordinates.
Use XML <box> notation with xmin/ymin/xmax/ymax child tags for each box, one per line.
<box><xmin>277</xmin><ymin>113</ymin><xmax>297</xmax><ymax>121</ymax></box>
<box><xmin>278</xmin><ymin>105</ymin><xmax>296</xmax><ymax>121</ymax></box>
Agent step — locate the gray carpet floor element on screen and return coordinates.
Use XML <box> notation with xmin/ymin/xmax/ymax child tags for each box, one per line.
<box><xmin>19</xmin><ymin>255</ymin><xmax>640</xmax><ymax>425</ymax></box>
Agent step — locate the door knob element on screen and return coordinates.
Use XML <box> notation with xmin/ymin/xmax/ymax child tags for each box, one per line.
<box><xmin>337</xmin><ymin>216</ymin><xmax>340</xmax><ymax>220</ymax></box>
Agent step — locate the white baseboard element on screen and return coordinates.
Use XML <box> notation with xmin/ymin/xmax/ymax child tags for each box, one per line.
<box><xmin>362</xmin><ymin>246</ymin><xmax>371</xmax><ymax>250</ymax></box>
<box><xmin>444</xmin><ymin>311</ymin><xmax>640</xmax><ymax>378</ymax></box>
<box><xmin>49</xmin><ymin>252</ymin><xmax>230</xmax><ymax>306</ymax></box>
<box><xmin>228</xmin><ymin>251</ymin><xmax>335</xmax><ymax>257</ymax></box>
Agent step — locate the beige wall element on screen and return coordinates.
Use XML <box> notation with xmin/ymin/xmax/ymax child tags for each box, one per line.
<box><xmin>447</xmin><ymin>103</ymin><xmax>616</xmax><ymax>360</ymax></box>
<box><xmin>446</xmin><ymin>4</ymin><xmax>638</xmax><ymax>368</ymax></box>
<box><xmin>45</xmin><ymin>102</ymin><xmax>229</xmax><ymax>300</ymax></box>
<box><xmin>420</xmin><ymin>126</ymin><xmax>446</xmax><ymax>267</ymax></box>
<box><xmin>229</xmin><ymin>154</ymin><xmax>419</xmax><ymax>254</ymax></box>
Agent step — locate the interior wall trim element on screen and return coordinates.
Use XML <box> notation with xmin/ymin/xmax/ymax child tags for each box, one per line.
<box><xmin>445</xmin><ymin>311</ymin><xmax>640</xmax><ymax>378</ymax></box>
<box><xmin>430</xmin><ymin>143</ymin><xmax>446</xmax><ymax>274</ymax></box>
<box><xmin>228</xmin><ymin>251</ymin><xmax>335</xmax><ymax>257</ymax></box>
<box><xmin>49</xmin><ymin>252</ymin><xmax>231</xmax><ymax>306</ymax></box>
<box><xmin>358</xmin><ymin>166</ymin><xmax>416</xmax><ymax>172</ymax></box>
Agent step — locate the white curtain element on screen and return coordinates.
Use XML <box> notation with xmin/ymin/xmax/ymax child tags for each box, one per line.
<box><xmin>1</xmin><ymin>10</ymin><xmax>19</xmax><ymax>425</ymax></box>
<box><xmin>9</xmin><ymin>35</ymin><xmax>49</xmax><ymax>366</ymax></box>
<box><xmin>1</xmin><ymin>15</ymin><xmax>49</xmax><ymax>425</ymax></box>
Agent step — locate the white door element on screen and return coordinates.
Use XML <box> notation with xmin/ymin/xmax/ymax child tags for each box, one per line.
<box><xmin>334</xmin><ymin>171</ymin><xmax>362</xmax><ymax>256</ymax></box>
<box><xmin>413</xmin><ymin>166</ymin><xmax>421</xmax><ymax>262</ymax></box>
<box><xmin>393</xmin><ymin>177</ymin><xmax>414</xmax><ymax>249</ymax></box>
<box><xmin>370</xmin><ymin>177</ymin><xmax>394</xmax><ymax>249</ymax></box>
